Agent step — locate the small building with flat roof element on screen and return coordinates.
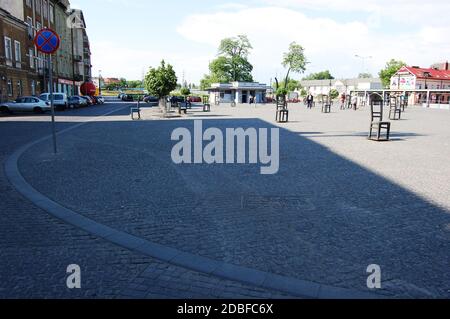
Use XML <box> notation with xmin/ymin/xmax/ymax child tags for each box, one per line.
<box><xmin>207</xmin><ymin>82</ymin><xmax>271</xmax><ymax>104</ymax></box>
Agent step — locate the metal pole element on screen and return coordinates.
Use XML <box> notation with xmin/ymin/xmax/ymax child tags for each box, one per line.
<box><xmin>48</xmin><ymin>54</ymin><xmax>57</xmax><ymax>154</ymax></box>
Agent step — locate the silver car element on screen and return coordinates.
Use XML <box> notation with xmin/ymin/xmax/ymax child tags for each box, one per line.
<box><xmin>0</xmin><ymin>96</ymin><xmax>51</xmax><ymax>114</ymax></box>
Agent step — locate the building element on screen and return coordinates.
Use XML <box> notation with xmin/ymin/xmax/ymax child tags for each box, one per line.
<box><xmin>390</xmin><ymin>63</ymin><xmax>450</xmax><ymax>105</ymax></box>
<box><xmin>0</xmin><ymin>3</ymin><xmax>36</xmax><ymax>101</ymax></box>
<box><xmin>0</xmin><ymin>0</ymin><xmax>92</xmax><ymax>102</ymax></box>
<box><xmin>208</xmin><ymin>82</ymin><xmax>271</xmax><ymax>104</ymax></box>
<box><xmin>298</xmin><ymin>78</ymin><xmax>382</xmax><ymax>97</ymax></box>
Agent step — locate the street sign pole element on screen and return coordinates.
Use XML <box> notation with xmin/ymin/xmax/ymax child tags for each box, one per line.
<box><xmin>48</xmin><ymin>54</ymin><xmax>57</xmax><ymax>154</ymax></box>
<box><xmin>34</xmin><ymin>28</ymin><xmax>60</xmax><ymax>155</ymax></box>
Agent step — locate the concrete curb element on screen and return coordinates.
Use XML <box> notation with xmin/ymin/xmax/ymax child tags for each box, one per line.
<box><xmin>4</xmin><ymin>105</ymin><xmax>380</xmax><ymax>299</ymax></box>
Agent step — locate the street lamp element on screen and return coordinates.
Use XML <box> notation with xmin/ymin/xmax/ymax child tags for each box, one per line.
<box><xmin>355</xmin><ymin>54</ymin><xmax>373</xmax><ymax>74</ymax></box>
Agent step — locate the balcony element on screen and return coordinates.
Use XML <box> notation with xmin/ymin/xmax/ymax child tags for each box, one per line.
<box><xmin>73</xmin><ymin>55</ymin><xmax>83</xmax><ymax>62</ymax></box>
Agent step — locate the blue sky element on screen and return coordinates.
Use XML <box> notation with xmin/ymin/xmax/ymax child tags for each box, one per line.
<box><xmin>71</xmin><ymin>0</ymin><xmax>450</xmax><ymax>84</ymax></box>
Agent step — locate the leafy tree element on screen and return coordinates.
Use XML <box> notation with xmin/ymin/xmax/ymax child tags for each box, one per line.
<box><xmin>180</xmin><ymin>87</ymin><xmax>191</xmax><ymax>97</ymax></box>
<box><xmin>302</xmin><ymin>70</ymin><xmax>334</xmax><ymax>80</ymax></box>
<box><xmin>144</xmin><ymin>60</ymin><xmax>178</xmax><ymax>109</ymax></box>
<box><xmin>379</xmin><ymin>59</ymin><xmax>407</xmax><ymax>88</ymax></box>
<box><xmin>329</xmin><ymin>89</ymin><xmax>339</xmax><ymax>100</ymax></box>
<box><xmin>201</xmin><ymin>35</ymin><xmax>254</xmax><ymax>88</ymax></box>
<box><xmin>300</xmin><ymin>88</ymin><xmax>308</xmax><ymax>96</ymax></box>
<box><xmin>273</xmin><ymin>78</ymin><xmax>300</xmax><ymax>93</ymax></box>
<box><xmin>358</xmin><ymin>72</ymin><xmax>373</xmax><ymax>79</ymax></box>
<box><xmin>119</xmin><ymin>78</ymin><xmax>127</xmax><ymax>88</ymax></box>
<box><xmin>276</xmin><ymin>42</ymin><xmax>307</xmax><ymax>97</ymax></box>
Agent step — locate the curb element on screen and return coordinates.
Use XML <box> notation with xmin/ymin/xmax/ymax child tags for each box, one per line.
<box><xmin>4</xmin><ymin>105</ymin><xmax>380</xmax><ymax>299</ymax></box>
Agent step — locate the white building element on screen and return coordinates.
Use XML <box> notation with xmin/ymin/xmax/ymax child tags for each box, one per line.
<box><xmin>298</xmin><ymin>78</ymin><xmax>382</xmax><ymax>96</ymax></box>
<box><xmin>207</xmin><ymin>82</ymin><xmax>271</xmax><ymax>104</ymax></box>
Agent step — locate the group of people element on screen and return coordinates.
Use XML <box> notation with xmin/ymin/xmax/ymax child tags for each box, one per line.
<box><xmin>302</xmin><ymin>93</ymin><xmax>358</xmax><ymax>110</ymax></box>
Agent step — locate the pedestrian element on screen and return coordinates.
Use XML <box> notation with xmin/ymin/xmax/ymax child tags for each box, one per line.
<box><xmin>351</xmin><ymin>95</ymin><xmax>358</xmax><ymax>110</ymax></box>
<box><xmin>306</xmin><ymin>93</ymin><xmax>314</xmax><ymax>109</ymax></box>
<box><xmin>340</xmin><ymin>93</ymin><xmax>346</xmax><ymax>110</ymax></box>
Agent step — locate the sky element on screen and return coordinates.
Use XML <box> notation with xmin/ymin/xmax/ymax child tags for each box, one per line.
<box><xmin>70</xmin><ymin>0</ymin><xmax>450</xmax><ymax>85</ymax></box>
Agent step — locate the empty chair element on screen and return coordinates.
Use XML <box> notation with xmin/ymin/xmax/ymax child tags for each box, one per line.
<box><xmin>389</xmin><ymin>97</ymin><xmax>402</xmax><ymax>120</ymax></box>
<box><xmin>369</xmin><ymin>101</ymin><xmax>391</xmax><ymax>141</ymax></box>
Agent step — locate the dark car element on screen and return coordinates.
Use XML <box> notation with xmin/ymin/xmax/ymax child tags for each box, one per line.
<box><xmin>143</xmin><ymin>95</ymin><xmax>158</xmax><ymax>105</ymax></box>
<box><xmin>121</xmin><ymin>94</ymin><xmax>134</xmax><ymax>101</ymax></box>
<box><xmin>68</xmin><ymin>96</ymin><xmax>88</xmax><ymax>108</ymax></box>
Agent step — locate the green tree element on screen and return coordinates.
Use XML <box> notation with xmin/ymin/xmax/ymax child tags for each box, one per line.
<box><xmin>144</xmin><ymin>60</ymin><xmax>178</xmax><ymax>109</ymax></box>
<box><xmin>329</xmin><ymin>89</ymin><xmax>339</xmax><ymax>100</ymax></box>
<box><xmin>180</xmin><ymin>87</ymin><xmax>191</xmax><ymax>97</ymax></box>
<box><xmin>302</xmin><ymin>70</ymin><xmax>334</xmax><ymax>80</ymax></box>
<box><xmin>273</xmin><ymin>78</ymin><xmax>300</xmax><ymax>93</ymax></box>
<box><xmin>276</xmin><ymin>42</ymin><xmax>307</xmax><ymax>97</ymax></box>
<box><xmin>358</xmin><ymin>72</ymin><xmax>373</xmax><ymax>79</ymax></box>
<box><xmin>200</xmin><ymin>35</ymin><xmax>254</xmax><ymax>88</ymax></box>
<box><xmin>379</xmin><ymin>59</ymin><xmax>407</xmax><ymax>88</ymax></box>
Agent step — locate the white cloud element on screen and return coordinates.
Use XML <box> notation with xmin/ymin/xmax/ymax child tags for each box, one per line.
<box><xmin>176</xmin><ymin>5</ymin><xmax>450</xmax><ymax>82</ymax></box>
<box><xmin>90</xmin><ymin>41</ymin><xmax>212</xmax><ymax>83</ymax></box>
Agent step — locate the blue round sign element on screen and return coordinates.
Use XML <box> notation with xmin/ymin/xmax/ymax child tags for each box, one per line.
<box><xmin>34</xmin><ymin>28</ymin><xmax>60</xmax><ymax>54</ymax></box>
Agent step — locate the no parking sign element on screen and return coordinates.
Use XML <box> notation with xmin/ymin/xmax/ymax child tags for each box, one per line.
<box><xmin>34</xmin><ymin>28</ymin><xmax>60</xmax><ymax>54</ymax></box>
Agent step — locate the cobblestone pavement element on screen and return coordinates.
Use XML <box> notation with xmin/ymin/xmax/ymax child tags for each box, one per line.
<box><xmin>15</xmin><ymin>102</ymin><xmax>450</xmax><ymax>298</ymax></box>
<box><xmin>0</xmin><ymin>102</ymin><xmax>294</xmax><ymax>299</ymax></box>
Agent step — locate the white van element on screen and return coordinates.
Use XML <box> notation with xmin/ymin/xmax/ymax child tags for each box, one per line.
<box><xmin>39</xmin><ymin>93</ymin><xmax>68</xmax><ymax>110</ymax></box>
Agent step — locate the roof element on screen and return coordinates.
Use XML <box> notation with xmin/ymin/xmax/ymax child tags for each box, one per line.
<box><xmin>399</xmin><ymin>66</ymin><xmax>450</xmax><ymax>80</ymax></box>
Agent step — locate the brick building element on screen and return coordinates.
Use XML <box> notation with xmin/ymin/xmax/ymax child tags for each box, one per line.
<box><xmin>0</xmin><ymin>0</ymin><xmax>91</xmax><ymax>102</ymax></box>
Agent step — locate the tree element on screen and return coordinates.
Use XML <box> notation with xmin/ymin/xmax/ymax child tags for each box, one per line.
<box><xmin>200</xmin><ymin>35</ymin><xmax>254</xmax><ymax>88</ymax></box>
<box><xmin>379</xmin><ymin>59</ymin><xmax>407</xmax><ymax>88</ymax></box>
<box><xmin>273</xmin><ymin>78</ymin><xmax>300</xmax><ymax>93</ymax></box>
<box><xmin>180</xmin><ymin>87</ymin><xmax>191</xmax><ymax>97</ymax></box>
<box><xmin>302</xmin><ymin>70</ymin><xmax>334</xmax><ymax>80</ymax></box>
<box><xmin>329</xmin><ymin>89</ymin><xmax>339</xmax><ymax>100</ymax></box>
<box><xmin>144</xmin><ymin>60</ymin><xmax>177</xmax><ymax>110</ymax></box>
<box><xmin>358</xmin><ymin>72</ymin><xmax>373</xmax><ymax>79</ymax></box>
<box><xmin>276</xmin><ymin>42</ymin><xmax>307</xmax><ymax>97</ymax></box>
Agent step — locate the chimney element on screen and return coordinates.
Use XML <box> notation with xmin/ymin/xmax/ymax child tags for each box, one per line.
<box><xmin>446</xmin><ymin>61</ymin><xmax>449</xmax><ymax>71</ymax></box>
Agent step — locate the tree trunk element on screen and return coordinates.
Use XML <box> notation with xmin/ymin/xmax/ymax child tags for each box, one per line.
<box><xmin>284</xmin><ymin>68</ymin><xmax>291</xmax><ymax>90</ymax></box>
<box><xmin>159</xmin><ymin>97</ymin><xmax>167</xmax><ymax>116</ymax></box>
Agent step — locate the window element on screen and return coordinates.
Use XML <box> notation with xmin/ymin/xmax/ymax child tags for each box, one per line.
<box><xmin>43</xmin><ymin>1</ymin><xmax>48</xmax><ymax>19</ymax></box>
<box><xmin>49</xmin><ymin>4</ymin><xmax>54</xmax><ymax>23</ymax></box>
<box><xmin>26</xmin><ymin>0</ymin><xmax>32</xmax><ymax>7</ymax></box>
<box><xmin>17</xmin><ymin>81</ymin><xmax>23</xmax><ymax>97</ymax></box>
<box><xmin>35</xmin><ymin>0</ymin><xmax>41</xmax><ymax>15</ymax></box>
<box><xmin>4</xmin><ymin>37</ymin><xmax>12</xmax><ymax>64</ymax></box>
<box><xmin>29</xmin><ymin>48</ymin><xmax>35</xmax><ymax>69</ymax></box>
<box><xmin>27</xmin><ymin>17</ymin><xmax>33</xmax><ymax>37</ymax></box>
<box><xmin>7</xmin><ymin>80</ymin><xmax>13</xmax><ymax>97</ymax></box>
<box><xmin>14</xmin><ymin>41</ymin><xmax>21</xmax><ymax>68</ymax></box>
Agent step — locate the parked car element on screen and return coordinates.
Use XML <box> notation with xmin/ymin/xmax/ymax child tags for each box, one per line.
<box><xmin>0</xmin><ymin>96</ymin><xmax>50</xmax><ymax>114</ymax></box>
<box><xmin>121</xmin><ymin>94</ymin><xmax>134</xmax><ymax>101</ymax></box>
<box><xmin>68</xmin><ymin>96</ymin><xmax>88</xmax><ymax>108</ymax></box>
<box><xmin>93</xmin><ymin>96</ymin><xmax>105</xmax><ymax>104</ymax></box>
<box><xmin>80</xmin><ymin>96</ymin><xmax>94</xmax><ymax>106</ymax></box>
<box><xmin>143</xmin><ymin>95</ymin><xmax>158</xmax><ymax>104</ymax></box>
<box><xmin>118</xmin><ymin>92</ymin><xmax>125</xmax><ymax>99</ymax></box>
<box><xmin>39</xmin><ymin>93</ymin><xmax>68</xmax><ymax>110</ymax></box>
<box><xmin>187</xmin><ymin>96</ymin><xmax>202</xmax><ymax>103</ymax></box>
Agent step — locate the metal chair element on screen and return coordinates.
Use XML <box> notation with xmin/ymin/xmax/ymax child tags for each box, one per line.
<box><xmin>130</xmin><ymin>100</ymin><xmax>141</xmax><ymax>120</ymax></box>
<box><xmin>389</xmin><ymin>97</ymin><xmax>402</xmax><ymax>120</ymax></box>
<box><xmin>369</xmin><ymin>101</ymin><xmax>391</xmax><ymax>141</ymax></box>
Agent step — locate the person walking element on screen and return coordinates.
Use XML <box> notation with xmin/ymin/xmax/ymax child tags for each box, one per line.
<box><xmin>306</xmin><ymin>93</ymin><xmax>314</xmax><ymax>109</ymax></box>
<box><xmin>340</xmin><ymin>93</ymin><xmax>346</xmax><ymax>110</ymax></box>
